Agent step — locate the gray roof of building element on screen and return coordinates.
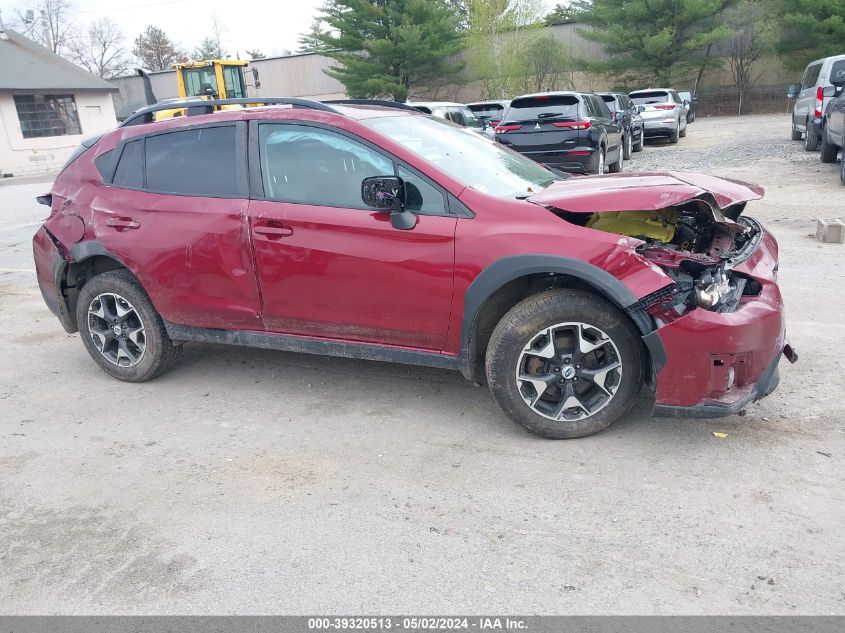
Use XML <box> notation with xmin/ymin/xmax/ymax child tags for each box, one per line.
<box><xmin>0</xmin><ymin>28</ymin><xmax>117</xmax><ymax>92</ymax></box>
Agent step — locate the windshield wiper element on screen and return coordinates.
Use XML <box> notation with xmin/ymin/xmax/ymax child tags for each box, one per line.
<box><xmin>536</xmin><ymin>113</ymin><xmax>575</xmax><ymax>121</ymax></box>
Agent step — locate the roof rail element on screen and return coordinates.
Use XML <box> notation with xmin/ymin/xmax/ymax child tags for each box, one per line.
<box><xmin>323</xmin><ymin>99</ymin><xmax>421</xmax><ymax>112</ymax></box>
<box><xmin>120</xmin><ymin>97</ymin><xmax>339</xmax><ymax>127</ymax></box>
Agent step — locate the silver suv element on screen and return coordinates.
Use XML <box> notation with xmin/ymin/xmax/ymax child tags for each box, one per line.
<box><xmin>788</xmin><ymin>53</ymin><xmax>845</xmax><ymax>150</ymax></box>
<box><xmin>629</xmin><ymin>88</ymin><xmax>688</xmax><ymax>144</ymax></box>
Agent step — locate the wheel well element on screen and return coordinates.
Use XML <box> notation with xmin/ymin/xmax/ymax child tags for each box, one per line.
<box><xmin>61</xmin><ymin>255</ymin><xmax>130</xmax><ymax>325</ymax></box>
<box><xmin>466</xmin><ymin>272</ymin><xmax>639</xmax><ymax>385</ymax></box>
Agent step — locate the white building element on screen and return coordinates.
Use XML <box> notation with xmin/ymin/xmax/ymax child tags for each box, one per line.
<box><xmin>0</xmin><ymin>27</ymin><xmax>118</xmax><ymax>177</ymax></box>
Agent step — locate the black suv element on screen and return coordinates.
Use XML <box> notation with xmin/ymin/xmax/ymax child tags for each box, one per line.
<box><xmin>598</xmin><ymin>92</ymin><xmax>644</xmax><ymax>158</ymax></box>
<box><xmin>495</xmin><ymin>92</ymin><xmax>623</xmax><ymax>175</ymax></box>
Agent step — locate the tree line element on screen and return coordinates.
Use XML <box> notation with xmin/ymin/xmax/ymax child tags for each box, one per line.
<box><xmin>297</xmin><ymin>0</ymin><xmax>845</xmax><ymax>105</ymax></box>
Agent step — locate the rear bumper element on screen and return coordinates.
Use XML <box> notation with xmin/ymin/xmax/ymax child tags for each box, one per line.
<box><xmin>32</xmin><ymin>226</ymin><xmax>76</xmax><ymax>333</ymax></box>
<box><xmin>650</xmin><ymin>227</ymin><xmax>789</xmax><ymax>418</ymax></box>
<box><xmin>520</xmin><ymin>149</ymin><xmax>596</xmax><ymax>174</ymax></box>
<box><xmin>642</xmin><ymin>120</ymin><xmax>678</xmax><ymax>137</ymax></box>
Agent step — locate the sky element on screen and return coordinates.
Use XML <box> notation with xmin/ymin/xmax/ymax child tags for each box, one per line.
<box><xmin>0</xmin><ymin>0</ymin><xmax>327</xmax><ymax>58</ymax></box>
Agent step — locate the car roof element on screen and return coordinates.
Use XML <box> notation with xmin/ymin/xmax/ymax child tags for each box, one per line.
<box><xmin>511</xmin><ymin>91</ymin><xmax>585</xmax><ymax>100</ymax></box>
<box><xmin>408</xmin><ymin>101</ymin><xmax>468</xmax><ymax>108</ymax></box>
<box><xmin>466</xmin><ymin>100</ymin><xmax>510</xmax><ymax>106</ymax></box>
<box><xmin>630</xmin><ymin>88</ymin><xmax>674</xmax><ymax>94</ymax></box>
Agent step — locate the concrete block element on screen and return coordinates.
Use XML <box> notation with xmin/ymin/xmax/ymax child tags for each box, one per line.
<box><xmin>816</xmin><ymin>218</ymin><xmax>845</xmax><ymax>243</ymax></box>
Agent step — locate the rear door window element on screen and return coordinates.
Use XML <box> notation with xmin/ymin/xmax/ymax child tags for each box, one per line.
<box><xmin>828</xmin><ymin>60</ymin><xmax>845</xmax><ymax>85</ymax></box>
<box><xmin>112</xmin><ymin>139</ymin><xmax>144</xmax><ymax>189</ymax></box>
<box><xmin>600</xmin><ymin>95</ymin><xmax>617</xmax><ymax>111</ymax></box>
<box><xmin>468</xmin><ymin>104</ymin><xmax>505</xmax><ymax>120</ymax></box>
<box><xmin>593</xmin><ymin>96</ymin><xmax>613</xmax><ymax>118</ymax></box>
<box><xmin>630</xmin><ymin>91</ymin><xmax>670</xmax><ymax>105</ymax></box>
<box><xmin>504</xmin><ymin>95</ymin><xmax>580</xmax><ymax>122</ymax></box>
<box><xmin>144</xmin><ymin>126</ymin><xmax>240</xmax><ymax>197</ymax></box>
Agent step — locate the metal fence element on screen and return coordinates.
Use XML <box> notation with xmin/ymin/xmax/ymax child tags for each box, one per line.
<box><xmin>694</xmin><ymin>83</ymin><xmax>794</xmax><ymax>117</ymax></box>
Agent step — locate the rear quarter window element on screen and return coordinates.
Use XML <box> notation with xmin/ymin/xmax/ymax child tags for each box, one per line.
<box><xmin>112</xmin><ymin>140</ymin><xmax>144</xmax><ymax>189</ymax></box>
<box><xmin>803</xmin><ymin>63</ymin><xmax>822</xmax><ymax>88</ymax></box>
<box><xmin>505</xmin><ymin>95</ymin><xmax>580</xmax><ymax>122</ymax></box>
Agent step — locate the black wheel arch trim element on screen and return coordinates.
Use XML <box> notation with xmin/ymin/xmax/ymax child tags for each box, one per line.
<box><xmin>459</xmin><ymin>254</ymin><xmax>666</xmax><ymax>378</ymax></box>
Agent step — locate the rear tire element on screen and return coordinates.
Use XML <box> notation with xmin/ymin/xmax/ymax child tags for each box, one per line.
<box><xmin>805</xmin><ymin>119</ymin><xmax>820</xmax><ymax>151</ymax></box>
<box><xmin>622</xmin><ymin>133</ymin><xmax>632</xmax><ymax>160</ymax></box>
<box><xmin>75</xmin><ymin>270</ymin><xmax>181</xmax><ymax>382</ymax></box>
<box><xmin>679</xmin><ymin>122</ymin><xmax>687</xmax><ymax>137</ymax></box>
<box><xmin>791</xmin><ymin>123</ymin><xmax>802</xmax><ymax>141</ymax></box>
<box><xmin>608</xmin><ymin>144</ymin><xmax>623</xmax><ymax>173</ymax></box>
<box><xmin>485</xmin><ymin>289</ymin><xmax>644</xmax><ymax>440</ymax></box>
<box><xmin>669</xmin><ymin>127</ymin><xmax>679</xmax><ymax>143</ymax></box>
<box><xmin>590</xmin><ymin>147</ymin><xmax>606</xmax><ymax>174</ymax></box>
<box><xmin>820</xmin><ymin>131</ymin><xmax>838</xmax><ymax>163</ymax></box>
<box><xmin>633</xmin><ymin>132</ymin><xmax>644</xmax><ymax>152</ymax></box>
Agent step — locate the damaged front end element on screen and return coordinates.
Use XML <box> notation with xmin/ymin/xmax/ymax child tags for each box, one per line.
<box><xmin>527</xmin><ymin>171</ymin><xmax>794</xmax><ymax>416</ymax></box>
<box><xmin>588</xmin><ymin>201</ymin><xmax>763</xmax><ymax>325</ymax></box>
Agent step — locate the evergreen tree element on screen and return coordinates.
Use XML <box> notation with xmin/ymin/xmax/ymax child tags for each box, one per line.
<box><xmin>573</xmin><ymin>0</ymin><xmax>738</xmax><ymax>85</ymax></box>
<box><xmin>775</xmin><ymin>0</ymin><xmax>845</xmax><ymax>72</ymax></box>
<box><xmin>311</xmin><ymin>0</ymin><xmax>464</xmax><ymax>102</ymax></box>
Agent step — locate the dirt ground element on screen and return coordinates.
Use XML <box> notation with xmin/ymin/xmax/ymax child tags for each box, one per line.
<box><xmin>1</xmin><ymin>114</ymin><xmax>843</xmax><ymax>615</ymax></box>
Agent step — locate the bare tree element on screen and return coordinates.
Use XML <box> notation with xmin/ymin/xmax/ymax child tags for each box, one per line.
<box><xmin>67</xmin><ymin>17</ymin><xmax>130</xmax><ymax>79</ymax></box>
<box><xmin>13</xmin><ymin>0</ymin><xmax>75</xmax><ymax>54</ymax></box>
<box><xmin>193</xmin><ymin>13</ymin><xmax>228</xmax><ymax>60</ymax></box>
<box><xmin>725</xmin><ymin>1</ymin><xmax>773</xmax><ymax>115</ymax></box>
<box><xmin>132</xmin><ymin>25</ymin><xmax>187</xmax><ymax>71</ymax></box>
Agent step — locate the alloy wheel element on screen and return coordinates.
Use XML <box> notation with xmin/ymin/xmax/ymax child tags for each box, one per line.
<box><xmin>87</xmin><ymin>293</ymin><xmax>147</xmax><ymax>367</ymax></box>
<box><xmin>516</xmin><ymin>321</ymin><xmax>622</xmax><ymax>422</ymax></box>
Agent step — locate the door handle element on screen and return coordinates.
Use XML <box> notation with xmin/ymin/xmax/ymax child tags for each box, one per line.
<box><xmin>105</xmin><ymin>217</ymin><xmax>140</xmax><ymax>230</ymax></box>
<box><xmin>254</xmin><ymin>223</ymin><xmax>294</xmax><ymax>240</ymax></box>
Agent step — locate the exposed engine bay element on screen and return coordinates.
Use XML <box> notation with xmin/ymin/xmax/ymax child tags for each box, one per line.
<box><xmin>559</xmin><ymin>198</ymin><xmax>763</xmax><ymax>321</ymax></box>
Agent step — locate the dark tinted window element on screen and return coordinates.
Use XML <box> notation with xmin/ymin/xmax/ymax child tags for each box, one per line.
<box><xmin>630</xmin><ymin>90</ymin><xmax>670</xmax><ymax>105</ymax></box>
<box><xmin>600</xmin><ymin>95</ymin><xmax>617</xmax><ymax>110</ymax></box>
<box><xmin>803</xmin><ymin>63</ymin><xmax>822</xmax><ymax>88</ymax></box>
<box><xmin>828</xmin><ymin>60</ymin><xmax>845</xmax><ymax>85</ymax></box>
<box><xmin>414</xmin><ymin>106</ymin><xmax>433</xmax><ymax>114</ymax></box>
<box><xmin>95</xmin><ymin>150</ymin><xmax>116</xmax><ymax>180</ymax></box>
<box><xmin>594</xmin><ymin>96</ymin><xmax>613</xmax><ymax>118</ymax></box>
<box><xmin>505</xmin><ymin>95</ymin><xmax>580</xmax><ymax>122</ymax></box>
<box><xmin>145</xmin><ymin>126</ymin><xmax>238</xmax><ymax>196</ymax></box>
<box><xmin>443</xmin><ymin>108</ymin><xmax>466</xmax><ymax>126</ymax></box>
<box><xmin>112</xmin><ymin>140</ymin><xmax>144</xmax><ymax>189</ymax></box>
<box><xmin>259</xmin><ymin>124</ymin><xmax>393</xmax><ymax>207</ymax></box>
<box><xmin>468</xmin><ymin>103</ymin><xmax>505</xmax><ymax>119</ymax></box>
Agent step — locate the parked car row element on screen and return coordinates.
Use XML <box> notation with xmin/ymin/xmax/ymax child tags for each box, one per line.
<box><xmin>411</xmin><ymin>88</ymin><xmax>692</xmax><ymax>176</ymax></box>
<box><xmin>789</xmin><ymin>53</ymin><xmax>845</xmax><ymax>185</ymax></box>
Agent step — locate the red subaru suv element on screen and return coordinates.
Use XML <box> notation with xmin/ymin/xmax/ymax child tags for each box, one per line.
<box><xmin>32</xmin><ymin>98</ymin><xmax>795</xmax><ymax>439</ymax></box>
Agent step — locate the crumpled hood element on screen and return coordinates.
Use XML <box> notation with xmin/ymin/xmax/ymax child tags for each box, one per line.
<box><xmin>526</xmin><ymin>171</ymin><xmax>764</xmax><ymax>220</ymax></box>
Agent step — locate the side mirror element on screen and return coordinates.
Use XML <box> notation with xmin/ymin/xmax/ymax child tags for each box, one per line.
<box><xmin>361</xmin><ymin>176</ymin><xmax>416</xmax><ymax>230</ymax></box>
<box><xmin>787</xmin><ymin>84</ymin><xmax>798</xmax><ymax>98</ymax></box>
<box><xmin>637</xmin><ymin>105</ymin><xmax>645</xmax><ymax>113</ymax></box>
<box><xmin>823</xmin><ymin>85</ymin><xmax>836</xmax><ymax>97</ymax></box>
<box><xmin>614</xmin><ymin>111</ymin><xmax>624</xmax><ymax>121</ymax></box>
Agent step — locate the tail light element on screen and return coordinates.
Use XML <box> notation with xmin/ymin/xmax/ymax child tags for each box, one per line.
<box><xmin>490</xmin><ymin>120</ymin><xmax>500</xmax><ymax>126</ymax></box>
<box><xmin>655</xmin><ymin>104</ymin><xmax>676</xmax><ymax>110</ymax></box>
<box><xmin>552</xmin><ymin>120</ymin><xmax>592</xmax><ymax>130</ymax></box>
<box><xmin>815</xmin><ymin>86</ymin><xmax>824</xmax><ymax>118</ymax></box>
<box><xmin>495</xmin><ymin>124</ymin><xmax>522</xmax><ymax>133</ymax></box>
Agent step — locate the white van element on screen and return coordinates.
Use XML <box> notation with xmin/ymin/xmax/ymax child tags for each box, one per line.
<box><xmin>789</xmin><ymin>53</ymin><xmax>845</xmax><ymax>150</ymax></box>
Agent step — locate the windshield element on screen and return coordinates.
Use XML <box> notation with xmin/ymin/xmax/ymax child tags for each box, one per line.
<box><xmin>362</xmin><ymin>114</ymin><xmax>559</xmax><ymax>198</ymax></box>
<box><xmin>504</xmin><ymin>95</ymin><xmax>580</xmax><ymax>123</ymax></box>
<box><xmin>631</xmin><ymin>91</ymin><xmax>669</xmax><ymax>105</ymax></box>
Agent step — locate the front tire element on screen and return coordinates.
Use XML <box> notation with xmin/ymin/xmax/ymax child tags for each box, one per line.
<box><xmin>75</xmin><ymin>269</ymin><xmax>180</xmax><ymax>382</ymax></box>
<box><xmin>820</xmin><ymin>131</ymin><xmax>838</xmax><ymax>163</ymax></box>
<box><xmin>791</xmin><ymin>123</ymin><xmax>802</xmax><ymax>141</ymax></box>
<box><xmin>485</xmin><ymin>289</ymin><xmax>644</xmax><ymax>439</ymax></box>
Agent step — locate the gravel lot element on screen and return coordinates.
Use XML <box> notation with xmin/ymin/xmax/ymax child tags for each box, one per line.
<box><xmin>1</xmin><ymin>113</ymin><xmax>843</xmax><ymax>615</ymax></box>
